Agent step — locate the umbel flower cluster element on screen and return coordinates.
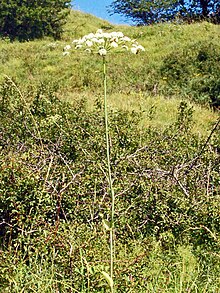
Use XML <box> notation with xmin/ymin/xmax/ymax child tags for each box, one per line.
<box><xmin>63</xmin><ymin>29</ymin><xmax>145</xmax><ymax>56</ymax></box>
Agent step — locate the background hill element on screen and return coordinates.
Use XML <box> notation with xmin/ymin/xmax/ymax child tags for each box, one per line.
<box><xmin>0</xmin><ymin>10</ymin><xmax>219</xmax><ymax>292</ymax></box>
<box><xmin>0</xmin><ymin>10</ymin><xmax>219</xmax><ymax>131</ymax></box>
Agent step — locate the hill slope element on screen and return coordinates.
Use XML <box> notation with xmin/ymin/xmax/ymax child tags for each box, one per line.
<box><xmin>0</xmin><ymin>10</ymin><xmax>219</xmax><ymax>134</ymax></box>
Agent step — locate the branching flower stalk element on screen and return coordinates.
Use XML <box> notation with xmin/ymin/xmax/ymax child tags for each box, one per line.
<box><xmin>63</xmin><ymin>29</ymin><xmax>145</xmax><ymax>292</ymax></box>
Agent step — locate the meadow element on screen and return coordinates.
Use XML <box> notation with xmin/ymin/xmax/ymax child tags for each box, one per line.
<box><xmin>0</xmin><ymin>10</ymin><xmax>219</xmax><ymax>292</ymax></box>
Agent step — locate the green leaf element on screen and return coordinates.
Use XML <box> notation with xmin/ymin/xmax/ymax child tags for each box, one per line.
<box><xmin>102</xmin><ymin>219</ymin><xmax>111</xmax><ymax>231</ymax></box>
<box><xmin>101</xmin><ymin>271</ymin><xmax>113</xmax><ymax>288</ymax></box>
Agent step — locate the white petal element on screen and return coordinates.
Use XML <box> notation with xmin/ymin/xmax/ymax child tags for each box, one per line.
<box><xmin>98</xmin><ymin>48</ymin><xmax>107</xmax><ymax>56</ymax></box>
<box><xmin>77</xmin><ymin>37</ymin><xmax>86</xmax><ymax>45</ymax></box>
<box><xmin>86</xmin><ymin>40</ymin><xmax>93</xmax><ymax>47</ymax></box>
<box><xmin>96</xmin><ymin>29</ymin><xmax>103</xmax><ymax>34</ymax></box>
<box><xmin>110</xmin><ymin>32</ymin><xmax>118</xmax><ymax>38</ymax></box>
<box><xmin>95</xmin><ymin>32</ymin><xmax>103</xmax><ymax>38</ymax></box>
<box><xmin>103</xmin><ymin>33</ymin><xmax>111</xmax><ymax>39</ymax></box>
<box><xmin>137</xmin><ymin>45</ymin><xmax>145</xmax><ymax>51</ymax></box>
<box><xmin>131</xmin><ymin>47</ymin><xmax>138</xmax><ymax>54</ymax></box>
<box><xmin>97</xmin><ymin>38</ymin><xmax>105</xmax><ymax>44</ymax></box>
<box><xmin>116</xmin><ymin>32</ymin><xmax>124</xmax><ymax>38</ymax></box>
<box><xmin>85</xmin><ymin>33</ymin><xmax>95</xmax><ymax>39</ymax></box>
<box><xmin>91</xmin><ymin>37</ymin><xmax>99</xmax><ymax>43</ymax></box>
<box><xmin>64</xmin><ymin>45</ymin><xmax>71</xmax><ymax>51</ymax></box>
<box><xmin>120</xmin><ymin>36</ymin><xmax>131</xmax><ymax>42</ymax></box>
<box><xmin>110</xmin><ymin>41</ymin><xmax>118</xmax><ymax>48</ymax></box>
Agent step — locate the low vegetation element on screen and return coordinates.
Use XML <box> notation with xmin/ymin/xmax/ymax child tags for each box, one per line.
<box><xmin>0</xmin><ymin>10</ymin><xmax>219</xmax><ymax>292</ymax></box>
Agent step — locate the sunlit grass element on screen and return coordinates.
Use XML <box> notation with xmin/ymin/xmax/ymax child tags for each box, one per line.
<box><xmin>64</xmin><ymin>91</ymin><xmax>218</xmax><ymax>136</ymax></box>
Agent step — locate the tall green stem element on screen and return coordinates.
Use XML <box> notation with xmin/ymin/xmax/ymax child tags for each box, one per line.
<box><xmin>103</xmin><ymin>57</ymin><xmax>115</xmax><ymax>292</ymax></box>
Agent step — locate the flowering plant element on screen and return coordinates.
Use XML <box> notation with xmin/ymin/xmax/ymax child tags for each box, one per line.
<box><xmin>63</xmin><ymin>29</ymin><xmax>144</xmax><ymax>292</ymax></box>
<box><xmin>63</xmin><ymin>29</ymin><xmax>145</xmax><ymax>56</ymax></box>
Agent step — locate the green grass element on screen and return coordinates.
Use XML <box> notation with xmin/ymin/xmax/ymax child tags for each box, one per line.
<box><xmin>65</xmin><ymin>91</ymin><xmax>217</xmax><ymax>136</ymax></box>
<box><xmin>1</xmin><ymin>228</ymin><xmax>220</xmax><ymax>292</ymax></box>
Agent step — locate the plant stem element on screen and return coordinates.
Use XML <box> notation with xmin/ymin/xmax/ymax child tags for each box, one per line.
<box><xmin>103</xmin><ymin>57</ymin><xmax>115</xmax><ymax>292</ymax></box>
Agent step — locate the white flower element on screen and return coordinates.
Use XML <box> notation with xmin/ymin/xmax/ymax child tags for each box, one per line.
<box><xmin>103</xmin><ymin>33</ymin><xmax>112</xmax><ymax>39</ymax></box>
<box><xmin>85</xmin><ymin>40</ymin><xmax>93</xmax><ymax>47</ymax></box>
<box><xmin>72</xmin><ymin>39</ymin><xmax>79</xmax><ymax>44</ymax></box>
<box><xmin>131</xmin><ymin>44</ymin><xmax>145</xmax><ymax>54</ymax></box>
<box><xmin>63</xmin><ymin>51</ymin><xmax>70</xmax><ymax>56</ymax></box>
<box><xmin>110</xmin><ymin>41</ymin><xmax>118</xmax><ymax>48</ymax></box>
<box><xmin>120</xmin><ymin>36</ymin><xmax>131</xmax><ymax>42</ymax></box>
<box><xmin>111</xmin><ymin>32</ymin><xmax>124</xmax><ymax>38</ymax></box>
<box><xmin>85</xmin><ymin>33</ymin><xmax>95</xmax><ymax>39</ymax></box>
<box><xmin>98</xmin><ymin>48</ymin><xmax>107</xmax><ymax>56</ymax></box>
<box><xmin>96</xmin><ymin>29</ymin><xmax>103</xmax><ymax>34</ymax></box>
<box><xmin>85</xmin><ymin>48</ymin><xmax>92</xmax><ymax>53</ymax></box>
<box><xmin>95</xmin><ymin>32</ymin><xmax>104</xmax><ymax>38</ymax></box>
<box><xmin>76</xmin><ymin>37</ymin><xmax>86</xmax><ymax>45</ymax></box>
<box><xmin>96</xmin><ymin>38</ymin><xmax>105</xmax><ymax>44</ymax></box>
<box><xmin>137</xmin><ymin>45</ymin><xmax>145</xmax><ymax>52</ymax></box>
<box><xmin>64</xmin><ymin>45</ymin><xmax>71</xmax><ymax>51</ymax></box>
<box><xmin>91</xmin><ymin>37</ymin><xmax>99</xmax><ymax>43</ymax></box>
<box><xmin>117</xmin><ymin>32</ymin><xmax>124</xmax><ymax>38</ymax></box>
<box><xmin>131</xmin><ymin>47</ymin><xmax>138</xmax><ymax>54</ymax></box>
<box><xmin>110</xmin><ymin>32</ymin><xmax>118</xmax><ymax>38</ymax></box>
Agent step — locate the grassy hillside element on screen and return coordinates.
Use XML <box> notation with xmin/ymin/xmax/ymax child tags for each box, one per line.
<box><xmin>0</xmin><ymin>10</ymin><xmax>220</xmax><ymax>292</ymax></box>
<box><xmin>0</xmin><ymin>10</ymin><xmax>219</xmax><ymax>132</ymax></box>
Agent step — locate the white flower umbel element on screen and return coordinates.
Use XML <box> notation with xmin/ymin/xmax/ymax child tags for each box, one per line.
<box><xmin>63</xmin><ymin>29</ymin><xmax>144</xmax><ymax>293</ymax></box>
<box><xmin>63</xmin><ymin>29</ymin><xmax>145</xmax><ymax>56</ymax></box>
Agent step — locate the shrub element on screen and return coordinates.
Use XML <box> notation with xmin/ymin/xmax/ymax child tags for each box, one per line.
<box><xmin>0</xmin><ymin>81</ymin><xmax>219</xmax><ymax>291</ymax></box>
<box><xmin>0</xmin><ymin>81</ymin><xmax>219</xmax><ymax>252</ymax></box>
<box><xmin>0</xmin><ymin>0</ymin><xmax>71</xmax><ymax>41</ymax></box>
<box><xmin>160</xmin><ymin>41</ymin><xmax>220</xmax><ymax>108</ymax></box>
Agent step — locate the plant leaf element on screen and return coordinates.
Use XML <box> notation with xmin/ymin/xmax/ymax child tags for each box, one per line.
<box><xmin>102</xmin><ymin>219</ymin><xmax>111</xmax><ymax>231</ymax></box>
<box><xmin>101</xmin><ymin>271</ymin><xmax>113</xmax><ymax>288</ymax></box>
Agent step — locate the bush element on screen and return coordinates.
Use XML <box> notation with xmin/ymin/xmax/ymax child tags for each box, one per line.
<box><xmin>160</xmin><ymin>41</ymin><xmax>220</xmax><ymax>108</ymax></box>
<box><xmin>0</xmin><ymin>80</ymin><xmax>219</xmax><ymax>249</ymax></box>
<box><xmin>0</xmin><ymin>80</ymin><xmax>219</xmax><ymax>291</ymax></box>
<box><xmin>0</xmin><ymin>0</ymin><xmax>71</xmax><ymax>41</ymax></box>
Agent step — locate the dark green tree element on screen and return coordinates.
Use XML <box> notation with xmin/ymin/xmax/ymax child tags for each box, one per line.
<box><xmin>0</xmin><ymin>0</ymin><xmax>71</xmax><ymax>41</ymax></box>
<box><xmin>109</xmin><ymin>0</ymin><xmax>220</xmax><ymax>25</ymax></box>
